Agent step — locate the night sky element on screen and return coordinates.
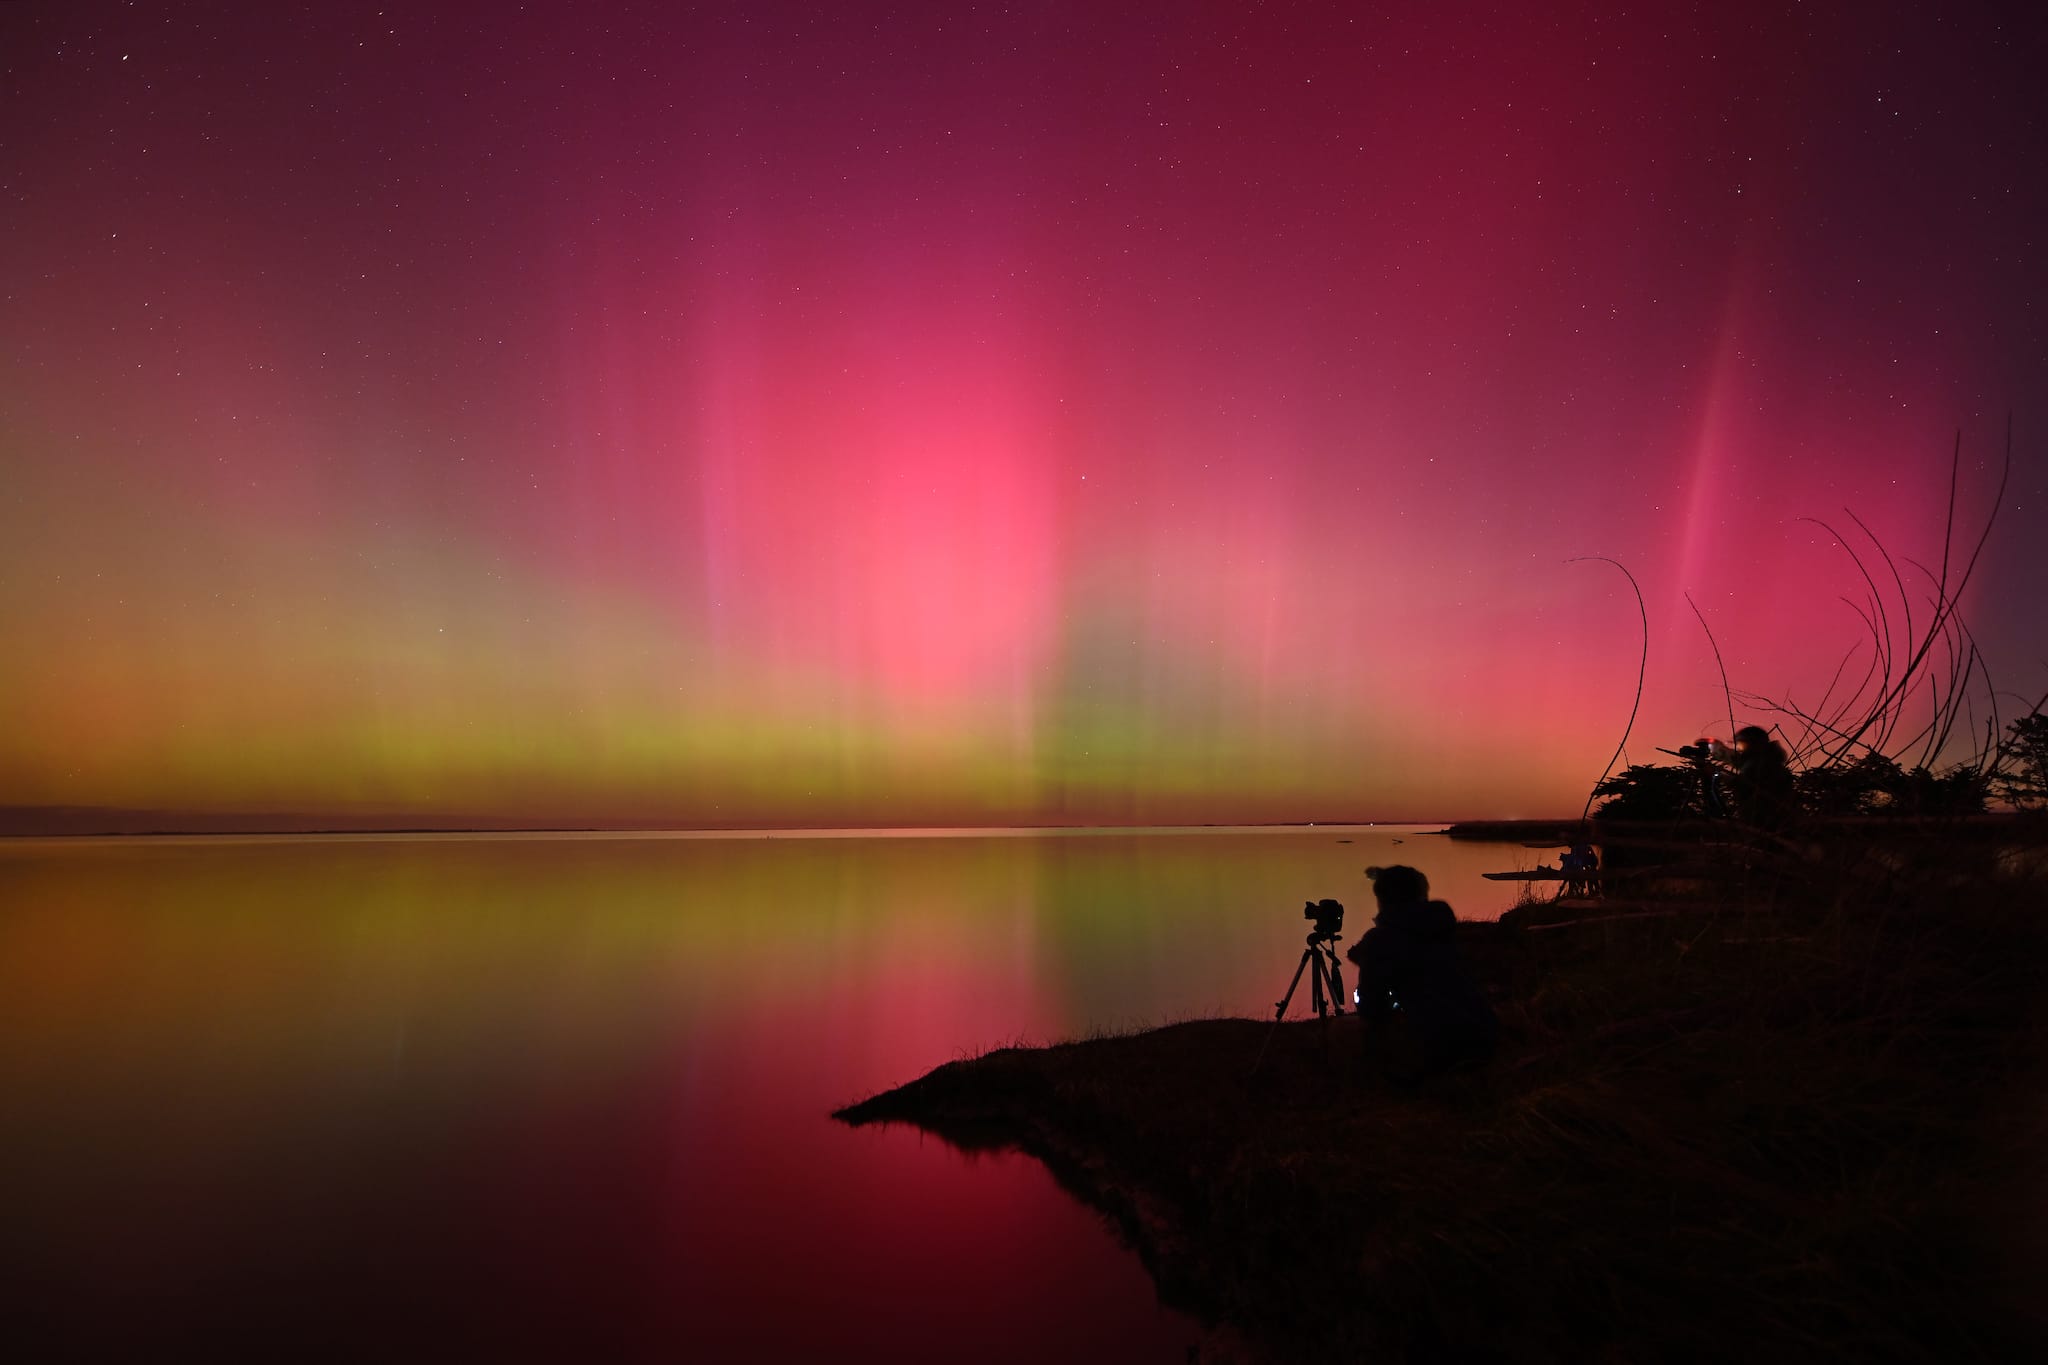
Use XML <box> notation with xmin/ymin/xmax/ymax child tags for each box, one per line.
<box><xmin>3</xmin><ymin>0</ymin><xmax>2043</xmax><ymax>827</ymax></box>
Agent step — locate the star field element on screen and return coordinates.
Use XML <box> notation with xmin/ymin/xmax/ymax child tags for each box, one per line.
<box><xmin>2</xmin><ymin>0</ymin><xmax>2042</xmax><ymax>826</ymax></box>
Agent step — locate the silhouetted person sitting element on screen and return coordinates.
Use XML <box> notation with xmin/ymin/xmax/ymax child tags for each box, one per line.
<box><xmin>1559</xmin><ymin>841</ymin><xmax>1600</xmax><ymax>898</ymax></box>
<box><xmin>1711</xmin><ymin>725</ymin><xmax>1794</xmax><ymax>830</ymax></box>
<box><xmin>1345</xmin><ymin>865</ymin><xmax>1498</xmax><ymax>1084</ymax></box>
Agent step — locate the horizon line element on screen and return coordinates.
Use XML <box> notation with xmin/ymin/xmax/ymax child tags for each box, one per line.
<box><xmin>0</xmin><ymin>816</ymin><xmax>1583</xmax><ymax>842</ymax></box>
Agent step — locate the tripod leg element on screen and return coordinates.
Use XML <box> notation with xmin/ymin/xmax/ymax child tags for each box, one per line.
<box><xmin>1252</xmin><ymin>947</ymin><xmax>1319</xmax><ymax>1080</ymax></box>
<box><xmin>1311</xmin><ymin>948</ymin><xmax>1341</xmax><ymax>1066</ymax></box>
<box><xmin>1325</xmin><ymin>952</ymin><xmax>1347</xmax><ymax>1016</ymax></box>
<box><xmin>1271</xmin><ymin>949</ymin><xmax>1314</xmax><ymax>1023</ymax></box>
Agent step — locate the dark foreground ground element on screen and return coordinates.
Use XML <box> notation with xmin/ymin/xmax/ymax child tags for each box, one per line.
<box><xmin>839</xmin><ymin>833</ymin><xmax>2048</xmax><ymax>1363</ymax></box>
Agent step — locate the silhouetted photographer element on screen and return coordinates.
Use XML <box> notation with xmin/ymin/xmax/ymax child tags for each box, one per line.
<box><xmin>1709</xmin><ymin>725</ymin><xmax>1794</xmax><ymax>830</ymax></box>
<box><xmin>1346</xmin><ymin>865</ymin><xmax>1497</xmax><ymax>1084</ymax></box>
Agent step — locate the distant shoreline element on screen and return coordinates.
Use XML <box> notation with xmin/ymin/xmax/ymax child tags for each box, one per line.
<box><xmin>0</xmin><ymin>817</ymin><xmax>1482</xmax><ymax>842</ymax></box>
<box><xmin>4</xmin><ymin>812</ymin><xmax>2028</xmax><ymax>841</ymax></box>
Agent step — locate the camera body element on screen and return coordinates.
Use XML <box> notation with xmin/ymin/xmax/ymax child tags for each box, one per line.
<box><xmin>1676</xmin><ymin>741</ymin><xmax>1714</xmax><ymax>762</ymax></box>
<box><xmin>1303</xmin><ymin>898</ymin><xmax>1345</xmax><ymax>937</ymax></box>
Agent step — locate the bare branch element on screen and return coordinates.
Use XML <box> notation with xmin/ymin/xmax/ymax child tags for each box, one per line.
<box><xmin>1570</xmin><ymin>556</ymin><xmax>1649</xmax><ymax>823</ymax></box>
<box><xmin>1686</xmin><ymin>592</ymin><xmax>1737</xmax><ymax>741</ymax></box>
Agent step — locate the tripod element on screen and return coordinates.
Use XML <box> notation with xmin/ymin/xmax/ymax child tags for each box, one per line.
<box><xmin>1656</xmin><ymin>746</ymin><xmax>1730</xmax><ymax>819</ymax></box>
<box><xmin>1249</xmin><ymin>930</ymin><xmax>1347</xmax><ymax>1079</ymax></box>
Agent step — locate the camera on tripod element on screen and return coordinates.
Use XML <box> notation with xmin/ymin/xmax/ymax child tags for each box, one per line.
<box><xmin>1303</xmin><ymin>898</ymin><xmax>1345</xmax><ymax>938</ymax></box>
<box><xmin>1250</xmin><ymin>897</ymin><xmax>1354</xmax><ymax>1076</ymax></box>
<box><xmin>1675</xmin><ymin>740</ymin><xmax>1715</xmax><ymax>762</ymax></box>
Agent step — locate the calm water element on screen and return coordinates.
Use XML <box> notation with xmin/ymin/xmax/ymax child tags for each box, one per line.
<box><xmin>0</xmin><ymin>826</ymin><xmax>1536</xmax><ymax>1362</ymax></box>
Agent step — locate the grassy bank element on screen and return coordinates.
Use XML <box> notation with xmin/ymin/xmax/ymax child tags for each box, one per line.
<box><xmin>837</xmin><ymin>835</ymin><xmax>2048</xmax><ymax>1362</ymax></box>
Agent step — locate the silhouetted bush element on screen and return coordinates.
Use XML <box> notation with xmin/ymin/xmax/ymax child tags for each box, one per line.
<box><xmin>1994</xmin><ymin>712</ymin><xmax>2048</xmax><ymax>809</ymax></box>
<box><xmin>1589</xmin><ymin>763</ymin><xmax>1707</xmax><ymax>820</ymax></box>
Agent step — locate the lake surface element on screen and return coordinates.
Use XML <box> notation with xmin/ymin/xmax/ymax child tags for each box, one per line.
<box><xmin>0</xmin><ymin>826</ymin><xmax>1541</xmax><ymax>1361</ymax></box>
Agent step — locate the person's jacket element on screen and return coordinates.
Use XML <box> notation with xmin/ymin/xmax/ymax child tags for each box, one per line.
<box><xmin>1732</xmin><ymin>749</ymin><xmax>1795</xmax><ymax>828</ymax></box>
<box><xmin>1347</xmin><ymin>899</ymin><xmax>1494</xmax><ymax>1036</ymax></box>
